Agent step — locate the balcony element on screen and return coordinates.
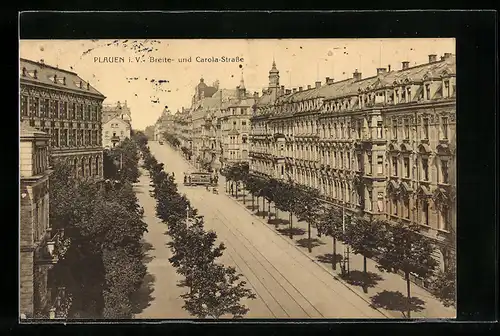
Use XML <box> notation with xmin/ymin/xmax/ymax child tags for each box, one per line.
<box><xmin>35</xmin><ymin>228</ymin><xmax>66</xmax><ymax>266</ymax></box>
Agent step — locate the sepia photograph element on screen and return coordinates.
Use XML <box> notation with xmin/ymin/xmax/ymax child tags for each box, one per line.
<box><xmin>19</xmin><ymin>38</ymin><xmax>457</xmax><ymax>320</ymax></box>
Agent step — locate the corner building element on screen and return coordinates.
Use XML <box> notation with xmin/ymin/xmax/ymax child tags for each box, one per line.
<box><xmin>250</xmin><ymin>54</ymin><xmax>456</xmax><ymax>272</ymax></box>
<box><xmin>20</xmin><ymin>58</ymin><xmax>106</xmax><ymax>179</ymax></box>
<box><xmin>20</xmin><ymin>122</ymin><xmax>59</xmax><ymax>318</ymax></box>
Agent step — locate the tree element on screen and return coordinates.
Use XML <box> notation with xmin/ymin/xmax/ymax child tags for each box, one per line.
<box><xmin>377</xmin><ymin>221</ymin><xmax>439</xmax><ymax>318</ymax></box>
<box><xmin>181</xmin><ymin>263</ymin><xmax>256</xmax><ymax>318</ymax></box>
<box><xmin>317</xmin><ymin>206</ymin><xmax>344</xmax><ymax>270</ymax></box>
<box><xmin>293</xmin><ymin>186</ymin><xmax>323</xmax><ymax>253</ymax></box>
<box><xmin>430</xmin><ymin>250</ymin><xmax>456</xmax><ymax>308</ymax></box>
<box><xmin>344</xmin><ymin>217</ymin><xmax>387</xmax><ymax>293</ymax></box>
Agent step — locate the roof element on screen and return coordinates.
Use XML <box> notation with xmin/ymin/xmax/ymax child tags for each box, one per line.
<box><xmin>20</xmin><ymin>58</ymin><xmax>105</xmax><ymax>99</ymax></box>
<box><xmin>228</xmin><ymin>97</ymin><xmax>255</xmax><ymax>108</ymax></box>
<box><xmin>20</xmin><ymin>121</ymin><xmax>49</xmax><ymax>138</ymax></box>
<box><xmin>104</xmin><ymin>115</ymin><xmax>132</xmax><ymax>127</ymax></box>
<box><xmin>274</xmin><ymin>55</ymin><xmax>456</xmax><ymax>104</ymax></box>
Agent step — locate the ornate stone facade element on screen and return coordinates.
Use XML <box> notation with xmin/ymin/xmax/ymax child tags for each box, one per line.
<box><xmin>250</xmin><ymin>54</ymin><xmax>456</xmax><ymax>271</ymax></box>
<box><xmin>20</xmin><ymin>58</ymin><xmax>106</xmax><ymax>179</ymax></box>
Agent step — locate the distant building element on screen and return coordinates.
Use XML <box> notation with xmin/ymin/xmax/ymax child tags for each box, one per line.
<box><xmin>20</xmin><ymin>58</ymin><xmax>106</xmax><ymax>180</ymax></box>
<box><xmin>102</xmin><ymin>100</ymin><xmax>132</xmax><ymax>123</ymax></box>
<box><xmin>219</xmin><ymin>77</ymin><xmax>256</xmax><ymax>166</ymax></box>
<box><xmin>102</xmin><ymin>116</ymin><xmax>131</xmax><ymax>149</ymax></box>
<box><xmin>20</xmin><ymin>122</ymin><xmax>60</xmax><ymax>318</ymax></box>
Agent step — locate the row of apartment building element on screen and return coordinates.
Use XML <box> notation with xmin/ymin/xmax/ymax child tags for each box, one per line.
<box><xmin>19</xmin><ymin>58</ymin><xmax>131</xmax><ymax>318</ymax></box>
<box><xmin>163</xmin><ymin>53</ymin><xmax>456</xmax><ymax>272</ymax></box>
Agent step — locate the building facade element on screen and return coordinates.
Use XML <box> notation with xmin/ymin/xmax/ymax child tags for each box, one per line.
<box><xmin>219</xmin><ymin>77</ymin><xmax>256</xmax><ymax>166</ymax></box>
<box><xmin>102</xmin><ymin>116</ymin><xmax>132</xmax><ymax>149</ymax></box>
<box><xmin>172</xmin><ymin>107</ymin><xmax>193</xmax><ymax>149</ymax></box>
<box><xmin>250</xmin><ymin>54</ymin><xmax>456</xmax><ymax>272</ymax></box>
<box><xmin>20</xmin><ymin>58</ymin><xmax>106</xmax><ymax>179</ymax></box>
<box><xmin>20</xmin><ymin>122</ymin><xmax>59</xmax><ymax>318</ymax></box>
<box><xmin>190</xmin><ymin>80</ymin><xmax>238</xmax><ymax>170</ymax></box>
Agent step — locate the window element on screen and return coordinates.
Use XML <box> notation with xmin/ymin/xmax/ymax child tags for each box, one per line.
<box><xmin>367</xmin><ymin>153</ymin><xmax>372</xmax><ymax>175</ymax></box>
<box><xmin>425</xmin><ymin>84</ymin><xmax>431</xmax><ymax>100</ymax></box>
<box><xmin>21</xmin><ymin>95</ymin><xmax>28</xmax><ymax>117</ymax></box>
<box><xmin>377</xmin><ymin>192</ymin><xmax>384</xmax><ymax>212</ymax></box>
<box><xmin>422</xmin><ymin>157</ymin><xmax>429</xmax><ymax>181</ymax></box>
<box><xmin>377</xmin><ymin>121</ymin><xmax>383</xmax><ymax>138</ymax></box>
<box><xmin>403</xmin><ymin>157</ymin><xmax>410</xmax><ymax>178</ymax></box>
<box><xmin>403</xmin><ymin>119</ymin><xmax>410</xmax><ymax>139</ymax></box>
<box><xmin>444</xmin><ymin>80</ymin><xmax>450</xmax><ymax>97</ymax></box>
<box><xmin>441</xmin><ymin>159</ymin><xmax>449</xmax><ymax>184</ymax></box>
<box><xmin>392</xmin><ymin>156</ymin><xmax>398</xmax><ymax>176</ymax></box>
<box><xmin>242</xmin><ymin>121</ymin><xmax>246</xmax><ymax>126</ymax></box>
<box><xmin>242</xmin><ymin>136</ymin><xmax>247</xmax><ymax>144</ymax></box>
<box><xmin>440</xmin><ymin>207</ymin><xmax>450</xmax><ymax>231</ymax></box>
<box><xmin>422</xmin><ymin>199</ymin><xmax>429</xmax><ymax>225</ymax></box>
<box><xmin>61</xmin><ymin>129</ymin><xmax>67</xmax><ymax>147</ymax></box>
<box><xmin>367</xmin><ymin>190</ymin><xmax>373</xmax><ymax>211</ymax></box>
<box><xmin>377</xmin><ymin>155</ymin><xmax>383</xmax><ymax>175</ymax></box>
<box><xmin>347</xmin><ymin>152</ymin><xmax>351</xmax><ymax>169</ymax></box>
<box><xmin>392</xmin><ymin>197</ymin><xmax>398</xmax><ymax>216</ymax></box>
<box><xmin>53</xmin><ymin>129</ymin><xmax>59</xmax><ymax>147</ymax></box>
<box><xmin>404</xmin><ymin>197</ymin><xmax>410</xmax><ymax>219</ymax></box>
<box><xmin>357</xmin><ymin>153</ymin><xmax>363</xmax><ymax>171</ymax></box>
<box><xmin>441</xmin><ymin>117</ymin><xmax>449</xmax><ymax>140</ymax></box>
<box><xmin>422</xmin><ymin>118</ymin><xmax>429</xmax><ymax>139</ymax></box>
<box><xmin>392</xmin><ymin>118</ymin><xmax>397</xmax><ymax>139</ymax></box>
<box><xmin>333</xmin><ymin>123</ymin><xmax>337</xmax><ymax>138</ymax></box>
<box><xmin>357</xmin><ymin>122</ymin><xmax>362</xmax><ymax>139</ymax></box>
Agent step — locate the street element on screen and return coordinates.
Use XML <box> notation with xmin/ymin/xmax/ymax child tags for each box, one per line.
<box><xmin>145</xmin><ymin>141</ymin><xmax>387</xmax><ymax>318</ymax></box>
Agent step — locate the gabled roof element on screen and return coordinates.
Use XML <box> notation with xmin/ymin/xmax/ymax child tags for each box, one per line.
<box><xmin>20</xmin><ymin>58</ymin><xmax>105</xmax><ymax>99</ymax></box>
<box><xmin>104</xmin><ymin>115</ymin><xmax>132</xmax><ymax>127</ymax></box>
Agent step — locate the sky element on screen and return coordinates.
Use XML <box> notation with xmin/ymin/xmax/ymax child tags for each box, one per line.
<box><xmin>19</xmin><ymin>38</ymin><xmax>455</xmax><ymax>130</ymax></box>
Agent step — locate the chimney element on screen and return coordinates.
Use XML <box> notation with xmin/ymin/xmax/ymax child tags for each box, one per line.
<box><xmin>388</xmin><ymin>64</ymin><xmax>391</xmax><ymax>72</ymax></box>
<box><xmin>315</xmin><ymin>81</ymin><xmax>321</xmax><ymax>88</ymax></box>
<box><xmin>353</xmin><ymin>69</ymin><xmax>362</xmax><ymax>81</ymax></box>
<box><xmin>325</xmin><ymin>77</ymin><xmax>330</xmax><ymax>84</ymax></box>
<box><xmin>298</xmin><ymin>87</ymin><xmax>303</xmax><ymax>91</ymax></box>
<box><xmin>376</xmin><ymin>68</ymin><xmax>387</xmax><ymax>76</ymax></box>
<box><xmin>286</xmin><ymin>89</ymin><xmax>291</xmax><ymax>94</ymax></box>
<box><xmin>428</xmin><ymin>54</ymin><xmax>437</xmax><ymax>63</ymax></box>
<box><xmin>254</xmin><ymin>91</ymin><xmax>259</xmax><ymax>99</ymax></box>
<box><xmin>292</xmin><ymin>88</ymin><xmax>297</xmax><ymax>93</ymax></box>
<box><xmin>402</xmin><ymin>61</ymin><xmax>410</xmax><ymax>70</ymax></box>
<box><xmin>443</xmin><ymin>53</ymin><xmax>452</xmax><ymax>60</ymax></box>
<box><xmin>307</xmin><ymin>85</ymin><xmax>311</xmax><ymax>89</ymax></box>
<box><xmin>87</xmin><ymin>82</ymin><xmax>90</xmax><ymax>90</ymax></box>
<box><xmin>262</xmin><ymin>88</ymin><xmax>266</xmax><ymax>94</ymax></box>
<box><xmin>440</xmin><ymin>56</ymin><xmax>445</xmax><ymax>61</ymax></box>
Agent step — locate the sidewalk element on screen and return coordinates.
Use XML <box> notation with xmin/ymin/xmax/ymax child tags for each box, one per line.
<box><xmin>221</xmin><ymin>178</ymin><xmax>455</xmax><ymax>319</ymax></box>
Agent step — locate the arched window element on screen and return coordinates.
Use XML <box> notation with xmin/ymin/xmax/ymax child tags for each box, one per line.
<box><xmin>95</xmin><ymin>156</ymin><xmax>100</xmax><ymax>177</ymax></box>
<box><xmin>88</xmin><ymin>157</ymin><xmax>93</xmax><ymax>176</ymax></box>
<box><xmin>81</xmin><ymin>158</ymin><xmax>85</xmax><ymax>178</ymax></box>
<box><xmin>73</xmin><ymin>158</ymin><xmax>78</xmax><ymax>178</ymax></box>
